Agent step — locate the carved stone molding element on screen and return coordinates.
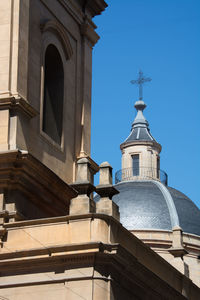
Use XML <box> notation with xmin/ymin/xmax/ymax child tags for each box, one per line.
<box><xmin>120</xmin><ymin>139</ymin><xmax>162</xmax><ymax>153</ymax></box>
<box><xmin>0</xmin><ymin>150</ymin><xmax>77</xmax><ymax>218</ymax></box>
<box><xmin>0</xmin><ymin>240</ymin><xmax>195</xmax><ymax>299</ymax></box>
<box><xmin>85</xmin><ymin>0</ymin><xmax>108</xmax><ymax>17</ymax></box>
<box><xmin>80</xmin><ymin>23</ymin><xmax>100</xmax><ymax>46</ymax></box>
<box><xmin>0</xmin><ymin>96</ymin><xmax>38</xmax><ymax>118</ymax></box>
<box><xmin>40</xmin><ymin>20</ymin><xmax>73</xmax><ymax>60</ymax></box>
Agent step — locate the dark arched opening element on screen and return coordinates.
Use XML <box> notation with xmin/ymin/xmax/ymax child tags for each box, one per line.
<box><xmin>42</xmin><ymin>44</ymin><xmax>64</xmax><ymax>144</ymax></box>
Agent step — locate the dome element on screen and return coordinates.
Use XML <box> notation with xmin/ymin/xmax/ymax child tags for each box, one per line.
<box><xmin>100</xmin><ymin>71</ymin><xmax>200</xmax><ymax>238</ymax></box>
<box><xmin>111</xmin><ymin>180</ymin><xmax>200</xmax><ymax>236</ymax></box>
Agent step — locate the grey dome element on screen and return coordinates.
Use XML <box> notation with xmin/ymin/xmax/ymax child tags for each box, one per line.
<box><xmin>111</xmin><ymin>180</ymin><xmax>200</xmax><ymax>236</ymax></box>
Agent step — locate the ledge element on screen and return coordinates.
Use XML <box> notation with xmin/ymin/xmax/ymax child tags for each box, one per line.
<box><xmin>120</xmin><ymin>140</ymin><xmax>162</xmax><ymax>153</ymax></box>
<box><xmin>80</xmin><ymin>23</ymin><xmax>100</xmax><ymax>46</ymax></box>
<box><xmin>0</xmin><ymin>96</ymin><xmax>38</xmax><ymax>118</ymax></box>
<box><xmin>0</xmin><ymin>150</ymin><xmax>77</xmax><ymax>217</ymax></box>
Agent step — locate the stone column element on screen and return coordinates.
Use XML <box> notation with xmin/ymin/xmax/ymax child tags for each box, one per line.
<box><xmin>70</xmin><ymin>158</ymin><xmax>96</xmax><ymax>215</ymax></box>
<box><xmin>78</xmin><ymin>20</ymin><xmax>100</xmax><ymax>158</ymax></box>
<box><xmin>96</xmin><ymin>162</ymin><xmax>120</xmax><ymax>221</ymax></box>
<box><xmin>0</xmin><ymin>110</ymin><xmax>9</xmax><ymax>151</ymax></box>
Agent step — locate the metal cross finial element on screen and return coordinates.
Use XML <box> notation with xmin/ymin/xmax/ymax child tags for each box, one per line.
<box><xmin>131</xmin><ymin>70</ymin><xmax>152</xmax><ymax>100</ymax></box>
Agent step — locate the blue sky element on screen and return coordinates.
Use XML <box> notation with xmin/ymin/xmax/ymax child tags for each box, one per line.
<box><xmin>91</xmin><ymin>0</ymin><xmax>200</xmax><ymax>208</ymax></box>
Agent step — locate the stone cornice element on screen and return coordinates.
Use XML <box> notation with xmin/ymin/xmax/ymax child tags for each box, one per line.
<box><xmin>0</xmin><ymin>241</ymin><xmax>109</xmax><ymax>261</ymax></box>
<box><xmin>120</xmin><ymin>140</ymin><xmax>162</xmax><ymax>153</ymax></box>
<box><xmin>40</xmin><ymin>0</ymin><xmax>105</xmax><ymax>48</ymax></box>
<box><xmin>0</xmin><ymin>214</ymin><xmax>199</xmax><ymax>297</ymax></box>
<box><xmin>0</xmin><ymin>150</ymin><xmax>77</xmax><ymax>216</ymax></box>
<box><xmin>80</xmin><ymin>22</ymin><xmax>100</xmax><ymax>46</ymax></box>
<box><xmin>85</xmin><ymin>0</ymin><xmax>108</xmax><ymax>17</ymax></box>
<box><xmin>0</xmin><ymin>241</ymin><xmax>196</xmax><ymax>299</ymax></box>
<box><xmin>0</xmin><ymin>96</ymin><xmax>38</xmax><ymax>118</ymax></box>
<box><xmin>131</xmin><ymin>229</ymin><xmax>200</xmax><ymax>252</ymax></box>
<box><xmin>77</xmin><ymin>154</ymin><xmax>99</xmax><ymax>174</ymax></box>
<box><xmin>57</xmin><ymin>0</ymin><xmax>107</xmax><ymax>20</ymax></box>
<box><xmin>0</xmin><ymin>213</ymin><xmax>197</xmax><ymax>283</ymax></box>
<box><xmin>4</xmin><ymin>214</ymin><xmax>200</xmax><ymax>252</ymax></box>
<box><xmin>2</xmin><ymin>213</ymin><xmax>118</xmax><ymax>228</ymax></box>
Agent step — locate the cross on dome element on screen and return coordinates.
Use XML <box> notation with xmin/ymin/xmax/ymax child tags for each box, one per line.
<box><xmin>123</xmin><ymin>70</ymin><xmax>158</xmax><ymax>144</ymax></box>
<box><xmin>131</xmin><ymin>70</ymin><xmax>151</xmax><ymax>100</ymax></box>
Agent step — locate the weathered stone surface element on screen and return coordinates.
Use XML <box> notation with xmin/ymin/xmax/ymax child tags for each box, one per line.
<box><xmin>0</xmin><ymin>215</ymin><xmax>199</xmax><ymax>299</ymax></box>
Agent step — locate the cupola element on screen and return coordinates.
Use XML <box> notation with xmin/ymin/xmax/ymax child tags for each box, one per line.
<box><xmin>117</xmin><ymin>71</ymin><xmax>166</xmax><ymax>184</ymax></box>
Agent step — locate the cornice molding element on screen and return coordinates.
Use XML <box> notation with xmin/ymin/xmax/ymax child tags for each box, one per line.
<box><xmin>85</xmin><ymin>0</ymin><xmax>108</xmax><ymax>17</ymax></box>
<box><xmin>0</xmin><ymin>150</ymin><xmax>77</xmax><ymax>217</ymax></box>
<box><xmin>77</xmin><ymin>154</ymin><xmax>99</xmax><ymax>174</ymax></box>
<box><xmin>0</xmin><ymin>96</ymin><xmax>38</xmax><ymax>118</ymax></box>
<box><xmin>0</xmin><ymin>241</ymin><xmax>194</xmax><ymax>299</ymax></box>
<box><xmin>120</xmin><ymin>140</ymin><xmax>162</xmax><ymax>153</ymax></box>
<box><xmin>80</xmin><ymin>22</ymin><xmax>100</xmax><ymax>46</ymax></box>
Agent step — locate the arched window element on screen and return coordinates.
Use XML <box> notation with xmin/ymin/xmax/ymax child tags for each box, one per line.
<box><xmin>42</xmin><ymin>44</ymin><xmax>64</xmax><ymax>145</ymax></box>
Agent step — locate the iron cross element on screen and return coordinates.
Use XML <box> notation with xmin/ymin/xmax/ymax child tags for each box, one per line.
<box><xmin>131</xmin><ymin>70</ymin><xmax>152</xmax><ymax>100</ymax></box>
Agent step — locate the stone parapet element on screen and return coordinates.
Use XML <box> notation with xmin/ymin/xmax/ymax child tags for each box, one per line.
<box><xmin>0</xmin><ymin>214</ymin><xmax>199</xmax><ymax>299</ymax></box>
<box><xmin>131</xmin><ymin>229</ymin><xmax>200</xmax><ymax>288</ymax></box>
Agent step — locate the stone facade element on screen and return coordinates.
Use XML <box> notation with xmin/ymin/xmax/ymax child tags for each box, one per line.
<box><xmin>0</xmin><ymin>214</ymin><xmax>200</xmax><ymax>299</ymax></box>
<box><xmin>132</xmin><ymin>229</ymin><xmax>200</xmax><ymax>288</ymax></box>
<box><xmin>0</xmin><ymin>0</ymin><xmax>102</xmax><ymax>184</ymax></box>
<box><xmin>0</xmin><ymin>1</ymin><xmax>199</xmax><ymax>299</ymax></box>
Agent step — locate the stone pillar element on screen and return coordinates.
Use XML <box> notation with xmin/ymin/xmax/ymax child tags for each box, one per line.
<box><xmin>79</xmin><ymin>20</ymin><xmax>100</xmax><ymax>158</ymax></box>
<box><xmin>0</xmin><ymin>110</ymin><xmax>9</xmax><ymax>151</ymax></box>
<box><xmin>168</xmin><ymin>226</ymin><xmax>189</xmax><ymax>276</ymax></box>
<box><xmin>96</xmin><ymin>162</ymin><xmax>120</xmax><ymax>221</ymax></box>
<box><xmin>70</xmin><ymin>158</ymin><xmax>96</xmax><ymax>215</ymax></box>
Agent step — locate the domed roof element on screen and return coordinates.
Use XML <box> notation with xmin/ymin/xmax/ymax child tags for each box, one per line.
<box><xmin>112</xmin><ymin>180</ymin><xmax>200</xmax><ymax>236</ymax></box>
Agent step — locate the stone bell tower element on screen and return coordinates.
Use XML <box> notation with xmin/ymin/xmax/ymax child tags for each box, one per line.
<box><xmin>0</xmin><ymin>0</ymin><xmax>107</xmax><ymax>220</ymax></box>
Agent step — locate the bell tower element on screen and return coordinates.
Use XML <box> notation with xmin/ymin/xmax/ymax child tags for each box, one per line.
<box><xmin>0</xmin><ymin>0</ymin><xmax>107</xmax><ymax>220</ymax></box>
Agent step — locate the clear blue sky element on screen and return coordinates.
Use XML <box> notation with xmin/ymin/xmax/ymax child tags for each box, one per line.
<box><xmin>91</xmin><ymin>0</ymin><xmax>200</xmax><ymax>208</ymax></box>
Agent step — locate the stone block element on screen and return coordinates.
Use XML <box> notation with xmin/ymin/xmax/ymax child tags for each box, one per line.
<box><xmin>70</xmin><ymin>195</ymin><xmax>95</xmax><ymax>215</ymax></box>
<box><xmin>96</xmin><ymin>197</ymin><xmax>120</xmax><ymax>221</ymax></box>
<box><xmin>99</xmin><ymin>161</ymin><xmax>113</xmax><ymax>185</ymax></box>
